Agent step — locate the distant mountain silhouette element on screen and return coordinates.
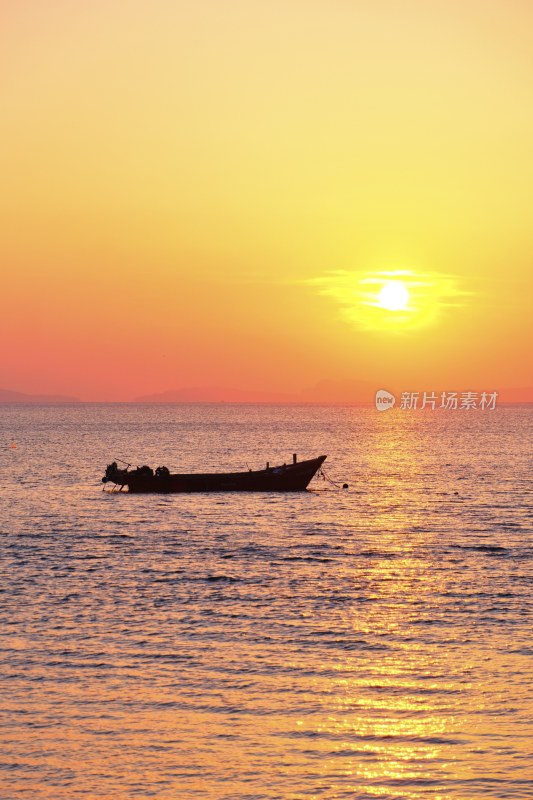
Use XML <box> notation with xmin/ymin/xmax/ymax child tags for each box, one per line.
<box><xmin>133</xmin><ymin>381</ymin><xmax>533</xmax><ymax>405</ymax></box>
<box><xmin>0</xmin><ymin>388</ymin><xmax>80</xmax><ymax>404</ymax></box>
<box><xmin>134</xmin><ymin>386</ymin><xmax>298</xmax><ymax>403</ymax></box>
<box><xmin>1</xmin><ymin>383</ymin><xmax>530</xmax><ymax>405</ymax></box>
<box><xmin>134</xmin><ymin>380</ymin><xmax>377</xmax><ymax>404</ymax></box>
<box><xmin>497</xmin><ymin>386</ymin><xmax>533</xmax><ymax>403</ymax></box>
<box><xmin>301</xmin><ymin>378</ymin><xmax>376</xmax><ymax>404</ymax></box>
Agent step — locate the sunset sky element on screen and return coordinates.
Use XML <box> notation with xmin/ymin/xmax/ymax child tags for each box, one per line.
<box><xmin>2</xmin><ymin>0</ymin><xmax>532</xmax><ymax>401</ymax></box>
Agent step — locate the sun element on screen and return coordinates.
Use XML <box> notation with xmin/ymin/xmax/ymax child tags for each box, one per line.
<box><xmin>310</xmin><ymin>268</ymin><xmax>466</xmax><ymax>331</ymax></box>
<box><xmin>377</xmin><ymin>280</ymin><xmax>410</xmax><ymax>311</ymax></box>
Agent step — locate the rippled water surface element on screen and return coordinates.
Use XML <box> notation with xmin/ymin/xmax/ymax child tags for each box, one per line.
<box><xmin>1</xmin><ymin>404</ymin><xmax>532</xmax><ymax>799</ymax></box>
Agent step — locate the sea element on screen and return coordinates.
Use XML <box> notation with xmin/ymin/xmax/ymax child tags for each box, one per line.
<box><xmin>1</xmin><ymin>403</ymin><xmax>532</xmax><ymax>800</ymax></box>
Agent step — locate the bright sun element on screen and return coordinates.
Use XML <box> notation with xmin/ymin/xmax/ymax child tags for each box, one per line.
<box><xmin>377</xmin><ymin>280</ymin><xmax>410</xmax><ymax>311</ymax></box>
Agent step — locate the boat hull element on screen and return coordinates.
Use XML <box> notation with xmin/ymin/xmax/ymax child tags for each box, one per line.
<box><xmin>103</xmin><ymin>455</ymin><xmax>326</xmax><ymax>493</ymax></box>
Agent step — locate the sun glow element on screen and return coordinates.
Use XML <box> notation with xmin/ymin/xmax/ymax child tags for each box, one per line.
<box><xmin>377</xmin><ymin>281</ymin><xmax>410</xmax><ymax>311</ymax></box>
<box><xmin>310</xmin><ymin>269</ymin><xmax>468</xmax><ymax>332</ymax></box>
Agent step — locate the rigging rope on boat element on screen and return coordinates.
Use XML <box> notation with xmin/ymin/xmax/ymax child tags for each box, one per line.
<box><xmin>316</xmin><ymin>466</ymin><xmax>349</xmax><ymax>490</ymax></box>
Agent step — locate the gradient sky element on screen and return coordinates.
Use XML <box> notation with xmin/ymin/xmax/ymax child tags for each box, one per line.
<box><xmin>2</xmin><ymin>0</ymin><xmax>532</xmax><ymax>400</ymax></box>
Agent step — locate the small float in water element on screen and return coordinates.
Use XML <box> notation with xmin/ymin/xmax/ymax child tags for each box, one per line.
<box><xmin>102</xmin><ymin>454</ymin><xmax>327</xmax><ymax>493</ymax></box>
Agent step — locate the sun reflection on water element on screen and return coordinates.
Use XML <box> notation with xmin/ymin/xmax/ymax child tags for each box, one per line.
<box><xmin>1</xmin><ymin>404</ymin><xmax>531</xmax><ymax>799</ymax></box>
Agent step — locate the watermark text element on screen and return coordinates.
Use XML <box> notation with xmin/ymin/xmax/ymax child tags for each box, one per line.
<box><xmin>375</xmin><ymin>390</ymin><xmax>498</xmax><ymax>411</ymax></box>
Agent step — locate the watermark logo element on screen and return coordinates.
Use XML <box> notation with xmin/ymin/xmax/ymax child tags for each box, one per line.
<box><xmin>375</xmin><ymin>389</ymin><xmax>396</xmax><ymax>411</ymax></box>
<box><xmin>375</xmin><ymin>389</ymin><xmax>498</xmax><ymax>411</ymax></box>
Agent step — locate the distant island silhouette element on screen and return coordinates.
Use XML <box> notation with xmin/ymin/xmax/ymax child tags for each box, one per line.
<box><xmin>0</xmin><ymin>384</ymin><xmax>531</xmax><ymax>404</ymax></box>
<box><xmin>134</xmin><ymin>386</ymin><xmax>297</xmax><ymax>403</ymax></box>
<box><xmin>133</xmin><ymin>380</ymin><xmax>377</xmax><ymax>404</ymax></box>
<box><xmin>0</xmin><ymin>388</ymin><xmax>80</xmax><ymax>404</ymax></box>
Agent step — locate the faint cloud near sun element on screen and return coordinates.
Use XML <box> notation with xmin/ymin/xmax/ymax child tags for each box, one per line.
<box><xmin>308</xmin><ymin>269</ymin><xmax>470</xmax><ymax>332</ymax></box>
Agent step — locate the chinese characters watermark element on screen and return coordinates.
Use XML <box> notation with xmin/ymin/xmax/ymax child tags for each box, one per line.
<box><xmin>375</xmin><ymin>389</ymin><xmax>497</xmax><ymax>411</ymax></box>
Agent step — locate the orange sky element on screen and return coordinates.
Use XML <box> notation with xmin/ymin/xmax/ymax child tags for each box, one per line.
<box><xmin>1</xmin><ymin>0</ymin><xmax>532</xmax><ymax>401</ymax></box>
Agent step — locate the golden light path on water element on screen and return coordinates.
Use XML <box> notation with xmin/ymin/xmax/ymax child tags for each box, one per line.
<box><xmin>0</xmin><ymin>404</ymin><xmax>531</xmax><ymax>799</ymax></box>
